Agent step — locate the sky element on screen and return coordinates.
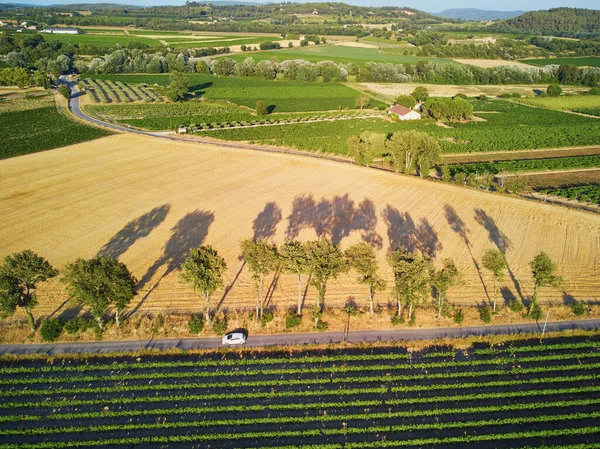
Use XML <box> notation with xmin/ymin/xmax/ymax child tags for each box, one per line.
<box><xmin>13</xmin><ymin>0</ymin><xmax>597</xmax><ymax>13</ymax></box>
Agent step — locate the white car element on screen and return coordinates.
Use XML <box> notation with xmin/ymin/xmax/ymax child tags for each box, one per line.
<box><xmin>222</xmin><ymin>332</ymin><xmax>247</xmax><ymax>346</ymax></box>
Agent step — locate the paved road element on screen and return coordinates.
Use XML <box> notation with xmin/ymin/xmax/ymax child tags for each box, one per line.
<box><xmin>1</xmin><ymin>319</ymin><xmax>598</xmax><ymax>355</ymax></box>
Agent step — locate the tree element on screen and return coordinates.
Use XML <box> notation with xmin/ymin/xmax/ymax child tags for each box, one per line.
<box><xmin>6</xmin><ymin>51</ymin><xmax>27</xmax><ymax>68</ymax></box>
<box><xmin>0</xmin><ymin>250</ymin><xmax>58</xmax><ymax>333</ymax></box>
<box><xmin>411</xmin><ymin>86</ymin><xmax>429</xmax><ymax>102</ymax></box>
<box><xmin>58</xmin><ymin>84</ymin><xmax>71</xmax><ymax>100</ymax></box>
<box><xmin>347</xmin><ymin>131</ymin><xmax>385</xmax><ymax>166</ymax></box>
<box><xmin>395</xmin><ymin>94</ymin><xmax>417</xmax><ymax>108</ymax></box>
<box><xmin>240</xmin><ymin>239</ymin><xmax>279</xmax><ymax>319</ymax></box>
<box><xmin>255</xmin><ymin>100</ymin><xmax>268</xmax><ymax>116</ymax></box>
<box><xmin>431</xmin><ymin>258</ymin><xmax>460</xmax><ymax>320</ymax></box>
<box><xmin>179</xmin><ymin>245</ymin><xmax>227</xmax><ymax>325</ymax></box>
<box><xmin>167</xmin><ymin>70</ymin><xmax>188</xmax><ymax>102</ymax></box>
<box><xmin>481</xmin><ymin>249</ymin><xmax>506</xmax><ymax>313</ymax></box>
<box><xmin>306</xmin><ymin>239</ymin><xmax>347</xmax><ymax>309</ymax></box>
<box><xmin>385</xmin><ymin>130</ymin><xmax>440</xmax><ymax>175</ymax></box>
<box><xmin>547</xmin><ymin>84</ymin><xmax>562</xmax><ymax>97</ymax></box>
<box><xmin>355</xmin><ymin>95</ymin><xmax>370</xmax><ymax>110</ymax></box>
<box><xmin>279</xmin><ymin>240</ymin><xmax>310</xmax><ymax>316</ymax></box>
<box><xmin>530</xmin><ymin>252</ymin><xmax>562</xmax><ymax>306</ymax></box>
<box><xmin>388</xmin><ymin>247</ymin><xmax>433</xmax><ymax>321</ymax></box>
<box><xmin>33</xmin><ymin>70</ymin><xmax>49</xmax><ymax>88</ymax></box>
<box><xmin>63</xmin><ymin>257</ymin><xmax>137</xmax><ymax>329</ymax></box>
<box><xmin>345</xmin><ymin>242</ymin><xmax>386</xmax><ymax>315</ymax></box>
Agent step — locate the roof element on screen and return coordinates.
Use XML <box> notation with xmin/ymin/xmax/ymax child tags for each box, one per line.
<box><xmin>389</xmin><ymin>104</ymin><xmax>415</xmax><ymax>116</ymax></box>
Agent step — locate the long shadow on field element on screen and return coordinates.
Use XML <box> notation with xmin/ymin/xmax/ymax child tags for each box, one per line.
<box><xmin>382</xmin><ymin>205</ymin><xmax>442</xmax><ymax>258</ymax></box>
<box><xmin>286</xmin><ymin>194</ymin><xmax>382</xmax><ymax>248</ymax></box>
<box><xmin>131</xmin><ymin>210</ymin><xmax>215</xmax><ymax>315</ymax></box>
<box><xmin>474</xmin><ymin>208</ymin><xmax>525</xmax><ymax>302</ymax></box>
<box><xmin>98</xmin><ymin>204</ymin><xmax>171</xmax><ymax>260</ymax></box>
<box><xmin>253</xmin><ymin>201</ymin><xmax>282</xmax><ymax>240</ymax></box>
<box><xmin>444</xmin><ymin>205</ymin><xmax>490</xmax><ymax>302</ymax></box>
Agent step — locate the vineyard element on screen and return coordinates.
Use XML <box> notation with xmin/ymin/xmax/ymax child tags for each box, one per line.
<box><xmin>448</xmin><ymin>155</ymin><xmax>600</xmax><ymax>175</ymax></box>
<box><xmin>0</xmin><ymin>336</ymin><xmax>598</xmax><ymax>448</ymax></box>
<box><xmin>538</xmin><ymin>184</ymin><xmax>600</xmax><ymax>205</ymax></box>
<box><xmin>0</xmin><ymin>95</ymin><xmax>110</xmax><ymax>159</ymax></box>
<box><xmin>81</xmin><ymin>79</ymin><xmax>162</xmax><ymax>104</ymax></box>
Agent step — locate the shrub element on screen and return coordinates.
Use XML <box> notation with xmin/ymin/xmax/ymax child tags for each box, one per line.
<box><xmin>589</xmin><ymin>87</ymin><xmax>600</xmax><ymax>95</ymax></box>
<box><xmin>529</xmin><ymin>302</ymin><xmax>543</xmax><ymax>321</ymax></box>
<box><xmin>212</xmin><ymin>316</ymin><xmax>228</xmax><ymax>334</ymax></box>
<box><xmin>454</xmin><ymin>172</ymin><xmax>467</xmax><ymax>185</ymax></box>
<box><xmin>256</xmin><ymin>100</ymin><xmax>268</xmax><ymax>116</ymax></box>
<box><xmin>479</xmin><ymin>306</ymin><xmax>492</xmax><ymax>323</ymax></box>
<box><xmin>499</xmin><ymin>93</ymin><xmax>511</xmax><ymax>98</ymax></box>
<box><xmin>58</xmin><ymin>84</ymin><xmax>71</xmax><ymax>100</ymax></box>
<box><xmin>547</xmin><ymin>84</ymin><xmax>562</xmax><ymax>97</ymax></box>
<box><xmin>453</xmin><ymin>308</ymin><xmax>464</xmax><ymax>325</ymax></box>
<box><xmin>285</xmin><ymin>310</ymin><xmax>302</xmax><ymax>329</ymax></box>
<box><xmin>478</xmin><ymin>94</ymin><xmax>487</xmax><ymax>100</ymax></box>
<box><xmin>511</xmin><ymin>92</ymin><xmax>521</xmax><ymax>98</ymax></box>
<box><xmin>316</xmin><ymin>320</ymin><xmax>329</xmax><ymax>331</ymax></box>
<box><xmin>395</xmin><ymin>94</ymin><xmax>416</xmax><ymax>108</ymax></box>
<box><xmin>40</xmin><ymin>318</ymin><xmax>64</xmax><ymax>342</ymax></box>
<box><xmin>188</xmin><ymin>315</ymin><xmax>204</xmax><ymax>334</ymax></box>
<box><xmin>391</xmin><ymin>314</ymin><xmax>405</xmax><ymax>325</ymax></box>
<box><xmin>570</xmin><ymin>301</ymin><xmax>586</xmax><ymax>316</ymax></box>
<box><xmin>261</xmin><ymin>309</ymin><xmax>274</xmax><ymax>327</ymax></box>
<box><xmin>64</xmin><ymin>319</ymin><xmax>80</xmax><ymax>334</ymax></box>
<box><xmin>453</xmin><ymin>93</ymin><xmax>468</xmax><ymax>99</ymax></box>
<box><xmin>508</xmin><ymin>299</ymin><xmax>524</xmax><ymax>312</ymax></box>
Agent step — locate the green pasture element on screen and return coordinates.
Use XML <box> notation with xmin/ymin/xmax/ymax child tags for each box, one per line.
<box><xmin>83</xmin><ymin>73</ymin><xmax>386</xmax><ymax>112</ymax></box>
<box><xmin>42</xmin><ymin>33</ymin><xmax>162</xmax><ymax>47</ymax></box>
<box><xmin>517</xmin><ymin>95</ymin><xmax>600</xmax><ymax>111</ymax></box>
<box><xmin>520</xmin><ymin>57</ymin><xmax>600</xmax><ymax>67</ymax></box>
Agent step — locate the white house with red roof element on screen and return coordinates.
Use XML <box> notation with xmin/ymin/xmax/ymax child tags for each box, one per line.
<box><xmin>388</xmin><ymin>104</ymin><xmax>421</xmax><ymax>121</ymax></box>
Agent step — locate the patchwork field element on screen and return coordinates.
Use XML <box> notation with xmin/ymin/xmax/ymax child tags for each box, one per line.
<box><xmin>0</xmin><ymin>133</ymin><xmax>598</xmax><ymax>319</ymax></box>
<box><xmin>41</xmin><ymin>33</ymin><xmax>162</xmax><ymax>47</ymax></box>
<box><xmin>0</xmin><ymin>336</ymin><xmax>598</xmax><ymax>448</ymax></box>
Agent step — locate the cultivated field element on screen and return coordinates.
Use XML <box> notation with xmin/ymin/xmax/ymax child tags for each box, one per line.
<box><xmin>521</xmin><ymin>56</ymin><xmax>600</xmax><ymax>67</ymax></box>
<box><xmin>0</xmin><ymin>337</ymin><xmax>599</xmax><ymax>448</ymax></box>
<box><xmin>0</xmin><ymin>134</ymin><xmax>599</xmax><ymax>318</ymax></box>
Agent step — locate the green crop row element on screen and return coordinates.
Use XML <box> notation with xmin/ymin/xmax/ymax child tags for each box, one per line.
<box><xmin>473</xmin><ymin>341</ymin><xmax>599</xmax><ymax>355</ymax></box>
<box><xmin>448</xmin><ymin>155</ymin><xmax>600</xmax><ymax>175</ymax></box>
<box><xmin>538</xmin><ymin>184</ymin><xmax>600</xmax><ymax>205</ymax></box>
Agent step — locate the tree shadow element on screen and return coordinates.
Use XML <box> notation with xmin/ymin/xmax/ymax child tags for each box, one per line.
<box><xmin>267</xmin><ymin>104</ymin><xmax>276</xmax><ymax>114</ymax></box>
<box><xmin>132</xmin><ymin>210</ymin><xmax>214</xmax><ymax>315</ymax></box>
<box><xmin>562</xmin><ymin>291</ymin><xmax>577</xmax><ymax>305</ymax></box>
<box><xmin>98</xmin><ymin>204</ymin><xmax>171</xmax><ymax>260</ymax></box>
<box><xmin>500</xmin><ymin>286</ymin><xmax>516</xmax><ymax>307</ymax></box>
<box><xmin>253</xmin><ymin>201</ymin><xmax>282</xmax><ymax>240</ymax></box>
<box><xmin>286</xmin><ymin>194</ymin><xmax>382</xmax><ymax>247</ymax></box>
<box><xmin>444</xmin><ymin>205</ymin><xmax>490</xmax><ymax>301</ymax></box>
<box><xmin>473</xmin><ymin>208</ymin><xmax>524</xmax><ymax>301</ymax></box>
<box><xmin>189</xmin><ymin>81</ymin><xmax>212</xmax><ymax>95</ymax></box>
<box><xmin>382</xmin><ymin>205</ymin><xmax>442</xmax><ymax>257</ymax></box>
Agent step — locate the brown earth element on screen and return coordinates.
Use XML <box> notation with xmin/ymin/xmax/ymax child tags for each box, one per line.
<box><xmin>0</xmin><ymin>134</ymin><xmax>599</xmax><ymax>321</ymax></box>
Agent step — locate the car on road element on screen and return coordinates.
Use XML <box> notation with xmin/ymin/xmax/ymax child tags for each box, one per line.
<box><xmin>222</xmin><ymin>332</ymin><xmax>247</xmax><ymax>346</ymax></box>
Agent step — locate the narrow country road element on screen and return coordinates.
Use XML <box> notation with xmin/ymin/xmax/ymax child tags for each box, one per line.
<box><xmin>1</xmin><ymin>319</ymin><xmax>598</xmax><ymax>355</ymax></box>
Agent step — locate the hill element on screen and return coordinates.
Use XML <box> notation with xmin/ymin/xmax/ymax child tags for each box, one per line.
<box><xmin>436</xmin><ymin>8</ymin><xmax>524</xmax><ymax>21</ymax></box>
<box><xmin>499</xmin><ymin>7</ymin><xmax>600</xmax><ymax>38</ymax></box>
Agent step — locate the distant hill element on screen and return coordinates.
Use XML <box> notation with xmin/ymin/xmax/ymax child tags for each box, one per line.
<box><xmin>500</xmin><ymin>7</ymin><xmax>600</xmax><ymax>38</ymax></box>
<box><xmin>435</xmin><ymin>8</ymin><xmax>524</xmax><ymax>21</ymax></box>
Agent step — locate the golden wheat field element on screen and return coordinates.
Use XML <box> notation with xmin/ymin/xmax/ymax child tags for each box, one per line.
<box><xmin>1</xmin><ymin>134</ymin><xmax>598</xmax><ymax>319</ymax></box>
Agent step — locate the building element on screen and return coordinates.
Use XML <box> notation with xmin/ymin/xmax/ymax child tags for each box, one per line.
<box><xmin>41</xmin><ymin>28</ymin><xmax>80</xmax><ymax>35</ymax></box>
<box><xmin>388</xmin><ymin>104</ymin><xmax>421</xmax><ymax>121</ymax></box>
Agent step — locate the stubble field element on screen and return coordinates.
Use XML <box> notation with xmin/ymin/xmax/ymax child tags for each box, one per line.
<box><xmin>0</xmin><ymin>134</ymin><xmax>599</xmax><ymax>318</ymax></box>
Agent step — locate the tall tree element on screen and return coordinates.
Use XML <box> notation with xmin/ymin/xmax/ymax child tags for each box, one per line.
<box><xmin>167</xmin><ymin>70</ymin><xmax>188</xmax><ymax>102</ymax></box>
<box><xmin>355</xmin><ymin>95</ymin><xmax>370</xmax><ymax>110</ymax></box>
<box><xmin>279</xmin><ymin>239</ymin><xmax>310</xmax><ymax>316</ymax></box>
<box><xmin>431</xmin><ymin>258</ymin><xmax>460</xmax><ymax>320</ymax></box>
<box><xmin>345</xmin><ymin>242</ymin><xmax>386</xmax><ymax>315</ymax></box>
<box><xmin>63</xmin><ymin>257</ymin><xmax>137</xmax><ymax>329</ymax></box>
<box><xmin>385</xmin><ymin>130</ymin><xmax>440</xmax><ymax>175</ymax></box>
<box><xmin>306</xmin><ymin>239</ymin><xmax>347</xmax><ymax>309</ymax></box>
<box><xmin>179</xmin><ymin>245</ymin><xmax>227</xmax><ymax>325</ymax></box>
<box><xmin>240</xmin><ymin>239</ymin><xmax>279</xmax><ymax>319</ymax></box>
<box><xmin>0</xmin><ymin>250</ymin><xmax>58</xmax><ymax>333</ymax></box>
<box><xmin>481</xmin><ymin>249</ymin><xmax>506</xmax><ymax>313</ymax></box>
<box><xmin>411</xmin><ymin>86</ymin><xmax>429</xmax><ymax>102</ymax></box>
<box><xmin>530</xmin><ymin>252</ymin><xmax>562</xmax><ymax>305</ymax></box>
<box><xmin>388</xmin><ymin>247</ymin><xmax>433</xmax><ymax>321</ymax></box>
<box><xmin>347</xmin><ymin>131</ymin><xmax>385</xmax><ymax>167</ymax></box>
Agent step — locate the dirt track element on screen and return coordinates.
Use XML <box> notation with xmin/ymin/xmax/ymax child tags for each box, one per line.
<box><xmin>1</xmin><ymin>134</ymin><xmax>598</xmax><ymax>317</ymax></box>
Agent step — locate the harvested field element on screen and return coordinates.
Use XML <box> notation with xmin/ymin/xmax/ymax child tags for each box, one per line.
<box><xmin>453</xmin><ymin>58</ymin><xmax>531</xmax><ymax>68</ymax></box>
<box><xmin>0</xmin><ymin>134</ymin><xmax>599</xmax><ymax>319</ymax></box>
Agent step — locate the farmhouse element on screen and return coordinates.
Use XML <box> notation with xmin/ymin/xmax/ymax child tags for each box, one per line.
<box><xmin>41</xmin><ymin>27</ymin><xmax>80</xmax><ymax>34</ymax></box>
<box><xmin>388</xmin><ymin>104</ymin><xmax>421</xmax><ymax>121</ymax></box>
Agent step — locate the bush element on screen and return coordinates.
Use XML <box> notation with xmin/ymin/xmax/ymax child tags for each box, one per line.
<box><xmin>478</xmin><ymin>94</ymin><xmax>487</xmax><ymax>100</ymax></box>
<box><xmin>212</xmin><ymin>316</ymin><xmax>228</xmax><ymax>334</ymax></box>
<box><xmin>40</xmin><ymin>318</ymin><xmax>64</xmax><ymax>342</ymax></box>
<box><xmin>589</xmin><ymin>87</ymin><xmax>600</xmax><ymax>95</ymax></box>
<box><xmin>547</xmin><ymin>84</ymin><xmax>562</xmax><ymax>97</ymax></box>
<box><xmin>390</xmin><ymin>314</ymin><xmax>405</xmax><ymax>325</ymax></box>
<box><xmin>570</xmin><ymin>301</ymin><xmax>586</xmax><ymax>316</ymax></box>
<box><xmin>395</xmin><ymin>94</ymin><xmax>416</xmax><ymax>108</ymax></box>
<box><xmin>453</xmin><ymin>93</ymin><xmax>468</xmax><ymax>99</ymax></box>
<box><xmin>63</xmin><ymin>317</ymin><xmax>92</xmax><ymax>335</ymax></box>
<box><xmin>453</xmin><ymin>308</ymin><xmax>464</xmax><ymax>325</ymax></box>
<box><xmin>285</xmin><ymin>310</ymin><xmax>302</xmax><ymax>329</ymax></box>
<box><xmin>261</xmin><ymin>309</ymin><xmax>274</xmax><ymax>327</ymax></box>
<box><xmin>508</xmin><ymin>299</ymin><xmax>524</xmax><ymax>312</ymax></box>
<box><xmin>511</xmin><ymin>92</ymin><xmax>521</xmax><ymax>98</ymax></box>
<box><xmin>529</xmin><ymin>302</ymin><xmax>543</xmax><ymax>321</ymax></box>
<box><xmin>188</xmin><ymin>315</ymin><xmax>204</xmax><ymax>334</ymax></box>
<box><xmin>408</xmin><ymin>313</ymin><xmax>417</xmax><ymax>327</ymax></box>
<box><xmin>479</xmin><ymin>306</ymin><xmax>492</xmax><ymax>323</ymax></box>
<box><xmin>256</xmin><ymin>100</ymin><xmax>268</xmax><ymax>116</ymax></box>
<box><xmin>316</xmin><ymin>320</ymin><xmax>329</xmax><ymax>331</ymax></box>
<box><xmin>58</xmin><ymin>84</ymin><xmax>71</xmax><ymax>100</ymax></box>
<box><xmin>454</xmin><ymin>172</ymin><xmax>467</xmax><ymax>185</ymax></box>
<box><xmin>499</xmin><ymin>93</ymin><xmax>511</xmax><ymax>98</ymax></box>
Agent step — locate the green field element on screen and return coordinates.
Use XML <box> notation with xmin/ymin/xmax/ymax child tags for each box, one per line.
<box><xmin>539</xmin><ymin>184</ymin><xmax>600</xmax><ymax>204</ymax></box>
<box><xmin>129</xmin><ymin>30</ymin><xmax>192</xmax><ymax>36</ymax></box>
<box><xmin>42</xmin><ymin>33</ymin><xmax>162</xmax><ymax>47</ymax></box>
<box><xmin>518</xmin><ymin>95</ymin><xmax>600</xmax><ymax>111</ymax></box>
<box><xmin>574</xmin><ymin>108</ymin><xmax>600</xmax><ymax>116</ymax></box>
<box><xmin>0</xmin><ymin>95</ymin><xmax>110</xmax><ymax>159</ymax></box>
<box><xmin>520</xmin><ymin>57</ymin><xmax>600</xmax><ymax>67</ymax></box>
<box><xmin>166</xmin><ymin>36</ymin><xmax>284</xmax><ymax>48</ymax></box>
<box><xmin>225</xmin><ymin>45</ymin><xmax>457</xmax><ymax>66</ymax></box>
<box><xmin>83</xmin><ymin>74</ymin><xmax>386</xmax><ymax>112</ymax></box>
<box><xmin>202</xmin><ymin>99</ymin><xmax>600</xmax><ymax>155</ymax></box>
<box><xmin>81</xmin><ymin>28</ymin><xmax>125</xmax><ymax>35</ymax></box>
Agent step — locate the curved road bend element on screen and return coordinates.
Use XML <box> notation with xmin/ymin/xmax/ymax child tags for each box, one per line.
<box><xmin>0</xmin><ymin>319</ymin><xmax>598</xmax><ymax>355</ymax></box>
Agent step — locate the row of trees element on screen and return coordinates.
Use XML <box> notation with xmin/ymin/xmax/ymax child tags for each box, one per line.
<box><xmin>0</xmin><ymin>67</ymin><xmax>49</xmax><ymax>88</ymax></box>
